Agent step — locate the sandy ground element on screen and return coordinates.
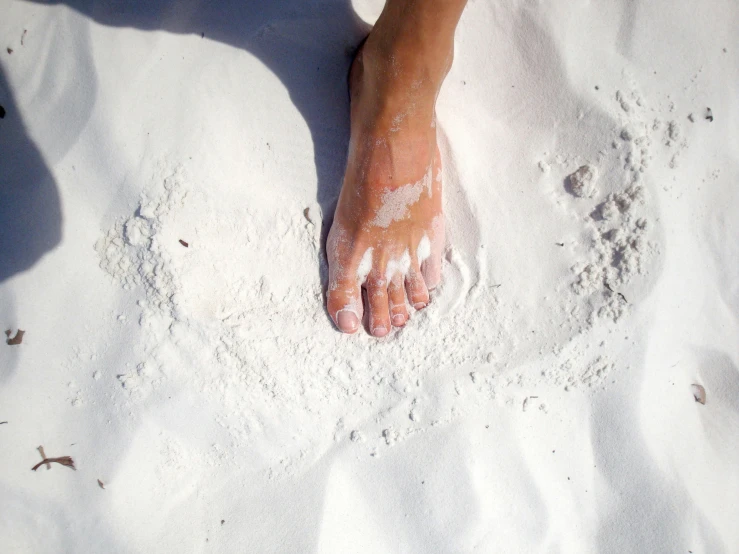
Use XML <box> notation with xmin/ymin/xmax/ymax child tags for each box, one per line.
<box><xmin>1</xmin><ymin>0</ymin><xmax>738</xmax><ymax>552</ymax></box>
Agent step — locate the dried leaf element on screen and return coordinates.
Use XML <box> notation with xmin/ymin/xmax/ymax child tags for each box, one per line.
<box><xmin>98</xmin><ymin>479</ymin><xmax>105</xmax><ymax>489</ymax></box>
<box><xmin>604</xmin><ymin>283</ymin><xmax>628</xmax><ymax>303</ymax></box>
<box><xmin>32</xmin><ymin>456</ymin><xmax>76</xmax><ymax>471</ymax></box>
<box><xmin>32</xmin><ymin>446</ymin><xmax>76</xmax><ymax>471</ymax></box>
<box><xmin>5</xmin><ymin>329</ymin><xmax>25</xmax><ymax>345</ymax></box>
<box><xmin>691</xmin><ymin>384</ymin><xmax>706</xmax><ymax>405</ymax></box>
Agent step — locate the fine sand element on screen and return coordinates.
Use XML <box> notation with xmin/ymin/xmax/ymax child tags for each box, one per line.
<box><xmin>1</xmin><ymin>0</ymin><xmax>738</xmax><ymax>552</ymax></box>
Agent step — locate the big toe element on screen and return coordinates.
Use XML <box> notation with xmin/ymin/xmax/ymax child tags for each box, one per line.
<box><xmin>327</xmin><ymin>279</ymin><xmax>362</xmax><ymax>334</ymax></box>
<box><xmin>336</xmin><ymin>308</ymin><xmax>360</xmax><ymax>333</ymax></box>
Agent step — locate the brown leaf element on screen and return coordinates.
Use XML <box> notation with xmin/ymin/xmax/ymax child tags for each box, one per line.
<box><xmin>691</xmin><ymin>384</ymin><xmax>706</xmax><ymax>405</ymax></box>
<box><xmin>5</xmin><ymin>329</ymin><xmax>25</xmax><ymax>345</ymax></box>
<box><xmin>32</xmin><ymin>456</ymin><xmax>76</xmax><ymax>472</ymax></box>
<box><xmin>97</xmin><ymin>479</ymin><xmax>105</xmax><ymax>489</ymax></box>
<box><xmin>32</xmin><ymin>446</ymin><xmax>76</xmax><ymax>471</ymax></box>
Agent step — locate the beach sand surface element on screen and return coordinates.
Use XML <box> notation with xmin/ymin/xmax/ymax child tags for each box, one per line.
<box><xmin>1</xmin><ymin>0</ymin><xmax>738</xmax><ymax>552</ymax></box>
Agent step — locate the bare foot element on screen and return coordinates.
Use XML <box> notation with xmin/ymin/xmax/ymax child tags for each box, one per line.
<box><xmin>326</xmin><ymin>32</ymin><xmax>450</xmax><ymax>337</ymax></box>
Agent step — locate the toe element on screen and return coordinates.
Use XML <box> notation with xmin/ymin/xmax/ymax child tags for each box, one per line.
<box><xmin>419</xmin><ymin>147</ymin><xmax>444</xmax><ymax>292</ymax></box>
<box><xmin>336</xmin><ymin>307</ymin><xmax>360</xmax><ymax>333</ymax></box>
<box><xmin>366</xmin><ymin>271</ymin><xmax>391</xmax><ymax>337</ymax></box>
<box><xmin>388</xmin><ymin>275</ymin><xmax>409</xmax><ymax>327</ymax></box>
<box><xmin>421</xmin><ymin>257</ymin><xmax>441</xmax><ymax>291</ymax></box>
<box><xmin>327</xmin><ymin>264</ymin><xmax>363</xmax><ymax>332</ymax></box>
<box><xmin>326</xmin><ymin>224</ymin><xmax>366</xmax><ymax>334</ymax></box>
<box><xmin>328</xmin><ymin>282</ymin><xmax>362</xmax><ymax>334</ymax></box>
<box><xmin>422</xmin><ymin>216</ymin><xmax>444</xmax><ymax>290</ymax></box>
<box><xmin>406</xmin><ymin>264</ymin><xmax>430</xmax><ymax>311</ymax></box>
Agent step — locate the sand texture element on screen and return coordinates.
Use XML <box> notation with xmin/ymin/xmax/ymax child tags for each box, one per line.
<box><xmin>1</xmin><ymin>0</ymin><xmax>738</xmax><ymax>552</ymax></box>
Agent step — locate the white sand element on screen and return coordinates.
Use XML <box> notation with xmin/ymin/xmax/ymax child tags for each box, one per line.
<box><xmin>1</xmin><ymin>0</ymin><xmax>738</xmax><ymax>551</ymax></box>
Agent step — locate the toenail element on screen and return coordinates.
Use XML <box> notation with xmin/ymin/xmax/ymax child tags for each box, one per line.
<box><xmin>413</xmin><ymin>302</ymin><xmax>427</xmax><ymax>310</ymax></box>
<box><xmin>392</xmin><ymin>314</ymin><xmax>405</xmax><ymax>326</ymax></box>
<box><xmin>372</xmin><ymin>326</ymin><xmax>388</xmax><ymax>337</ymax></box>
<box><xmin>336</xmin><ymin>309</ymin><xmax>359</xmax><ymax>333</ymax></box>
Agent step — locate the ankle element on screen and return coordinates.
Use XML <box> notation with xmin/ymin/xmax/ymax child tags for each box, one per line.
<box><xmin>364</xmin><ymin>0</ymin><xmax>465</xmax><ymax>87</ymax></box>
<box><xmin>362</xmin><ymin>31</ymin><xmax>453</xmax><ymax>96</ymax></box>
<box><xmin>354</xmin><ymin>38</ymin><xmax>448</xmax><ymax>133</ymax></box>
<box><xmin>351</xmin><ymin>55</ymin><xmax>434</xmax><ymax>137</ymax></box>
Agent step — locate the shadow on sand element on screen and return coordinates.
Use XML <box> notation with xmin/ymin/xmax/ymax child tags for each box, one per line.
<box><xmin>0</xmin><ymin>69</ymin><xmax>62</xmax><ymax>283</ymax></box>
<box><xmin>3</xmin><ymin>0</ymin><xmax>371</xmax><ymax>287</ymax></box>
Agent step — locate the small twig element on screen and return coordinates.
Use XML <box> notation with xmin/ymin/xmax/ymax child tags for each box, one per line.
<box><xmin>604</xmin><ymin>283</ymin><xmax>628</xmax><ymax>303</ymax></box>
<box><xmin>21</xmin><ymin>29</ymin><xmax>27</xmax><ymax>46</ymax></box>
<box><xmin>38</xmin><ymin>446</ymin><xmax>50</xmax><ymax>470</ymax></box>
<box><xmin>522</xmin><ymin>396</ymin><xmax>539</xmax><ymax>411</ymax></box>
<box><xmin>0</xmin><ymin>421</ymin><xmax>7</xmax><ymax>425</ymax></box>
<box><xmin>32</xmin><ymin>456</ymin><xmax>76</xmax><ymax>471</ymax></box>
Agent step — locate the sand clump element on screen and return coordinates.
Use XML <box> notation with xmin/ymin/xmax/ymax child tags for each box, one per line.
<box><xmin>567</xmin><ymin>165</ymin><xmax>599</xmax><ymax>198</ymax></box>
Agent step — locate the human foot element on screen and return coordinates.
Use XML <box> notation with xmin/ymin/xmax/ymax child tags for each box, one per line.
<box><xmin>326</xmin><ymin>13</ymin><xmax>458</xmax><ymax>337</ymax></box>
